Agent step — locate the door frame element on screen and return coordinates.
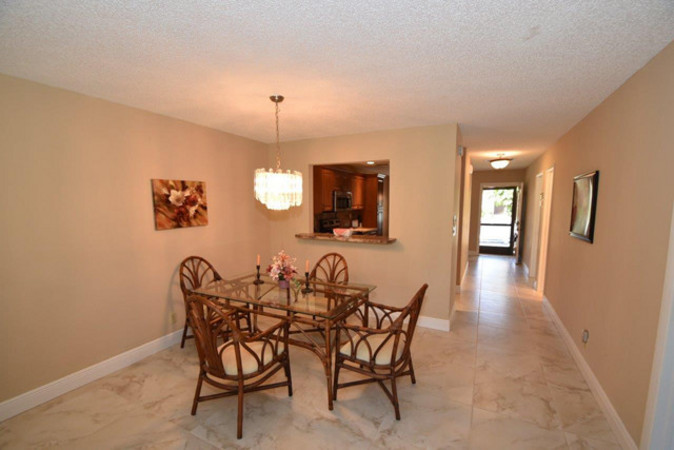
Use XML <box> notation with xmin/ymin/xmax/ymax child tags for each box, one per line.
<box><xmin>477</xmin><ymin>182</ymin><xmax>524</xmax><ymax>256</ymax></box>
<box><xmin>641</xmin><ymin>201</ymin><xmax>674</xmax><ymax>449</ymax></box>
<box><xmin>528</xmin><ymin>173</ymin><xmax>544</xmax><ymax>279</ymax></box>
<box><xmin>535</xmin><ymin>167</ymin><xmax>554</xmax><ymax>293</ymax></box>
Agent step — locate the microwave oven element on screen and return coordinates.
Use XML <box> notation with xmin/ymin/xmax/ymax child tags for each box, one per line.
<box><xmin>333</xmin><ymin>191</ymin><xmax>353</xmax><ymax>211</ymax></box>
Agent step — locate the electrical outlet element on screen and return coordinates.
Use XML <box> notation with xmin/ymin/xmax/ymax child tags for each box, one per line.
<box><xmin>170</xmin><ymin>311</ymin><xmax>177</xmax><ymax>325</ymax></box>
<box><xmin>582</xmin><ymin>329</ymin><xmax>590</xmax><ymax>347</ymax></box>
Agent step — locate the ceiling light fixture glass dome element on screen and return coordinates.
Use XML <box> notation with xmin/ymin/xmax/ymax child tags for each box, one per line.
<box><xmin>489</xmin><ymin>153</ymin><xmax>513</xmax><ymax>170</ymax></box>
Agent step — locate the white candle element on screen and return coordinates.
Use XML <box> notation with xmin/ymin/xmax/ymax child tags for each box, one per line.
<box><xmin>305</xmin><ymin>259</ymin><xmax>310</xmax><ymax>272</ymax></box>
<box><xmin>257</xmin><ymin>254</ymin><xmax>261</xmax><ymax>266</ymax></box>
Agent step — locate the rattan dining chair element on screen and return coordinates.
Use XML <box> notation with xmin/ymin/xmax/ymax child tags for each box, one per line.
<box><xmin>310</xmin><ymin>252</ymin><xmax>349</xmax><ymax>284</ymax></box>
<box><xmin>187</xmin><ymin>294</ymin><xmax>293</xmax><ymax>439</ymax></box>
<box><xmin>179</xmin><ymin>256</ymin><xmax>251</xmax><ymax>348</ymax></box>
<box><xmin>332</xmin><ymin>283</ymin><xmax>428</xmax><ymax>420</ymax></box>
<box><xmin>307</xmin><ymin>252</ymin><xmax>350</xmax><ymax>320</ymax></box>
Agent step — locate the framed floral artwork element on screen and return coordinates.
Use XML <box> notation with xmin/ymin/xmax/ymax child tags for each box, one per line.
<box><xmin>569</xmin><ymin>170</ymin><xmax>599</xmax><ymax>243</ymax></box>
<box><xmin>151</xmin><ymin>179</ymin><xmax>208</xmax><ymax>230</ymax></box>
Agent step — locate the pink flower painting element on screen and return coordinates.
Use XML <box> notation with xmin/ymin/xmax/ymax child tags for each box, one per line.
<box><xmin>151</xmin><ymin>179</ymin><xmax>208</xmax><ymax>230</ymax></box>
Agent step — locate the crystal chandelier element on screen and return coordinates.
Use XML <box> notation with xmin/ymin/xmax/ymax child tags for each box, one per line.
<box><xmin>254</xmin><ymin>95</ymin><xmax>303</xmax><ymax>210</ymax></box>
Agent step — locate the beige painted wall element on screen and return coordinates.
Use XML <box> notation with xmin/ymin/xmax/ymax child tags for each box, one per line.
<box><xmin>263</xmin><ymin>124</ymin><xmax>459</xmax><ymax>320</ymax></box>
<box><xmin>468</xmin><ymin>169</ymin><xmax>526</xmax><ymax>252</ymax></box>
<box><xmin>0</xmin><ymin>74</ymin><xmax>271</xmax><ymax>402</ymax></box>
<box><xmin>522</xmin><ymin>41</ymin><xmax>674</xmax><ymax>443</ymax></box>
<box><xmin>456</xmin><ymin>153</ymin><xmax>472</xmax><ymax>286</ymax></box>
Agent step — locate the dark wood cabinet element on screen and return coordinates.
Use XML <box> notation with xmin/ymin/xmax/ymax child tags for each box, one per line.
<box><xmin>314</xmin><ymin>167</ymin><xmax>367</xmax><ymax>212</ymax></box>
<box><xmin>314</xmin><ymin>166</ymin><xmax>337</xmax><ymax>212</ymax></box>
<box><xmin>362</xmin><ymin>175</ymin><xmax>379</xmax><ymax>228</ymax></box>
<box><xmin>351</xmin><ymin>175</ymin><xmax>365</xmax><ymax>209</ymax></box>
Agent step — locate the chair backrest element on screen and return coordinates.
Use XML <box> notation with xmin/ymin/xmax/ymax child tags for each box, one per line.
<box><xmin>186</xmin><ymin>294</ymin><xmax>235</xmax><ymax>379</ymax></box>
<box><xmin>393</xmin><ymin>283</ymin><xmax>428</xmax><ymax>358</ymax></box>
<box><xmin>310</xmin><ymin>252</ymin><xmax>349</xmax><ymax>284</ymax></box>
<box><xmin>187</xmin><ymin>294</ymin><xmax>288</xmax><ymax>380</ymax></box>
<box><xmin>179</xmin><ymin>256</ymin><xmax>222</xmax><ymax>299</ymax></box>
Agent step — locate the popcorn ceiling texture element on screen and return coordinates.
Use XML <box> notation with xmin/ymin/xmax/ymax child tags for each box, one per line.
<box><xmin>0</xmin><ymin>0</ymin><xmax>672</xmax><ymax>169</ymax></box>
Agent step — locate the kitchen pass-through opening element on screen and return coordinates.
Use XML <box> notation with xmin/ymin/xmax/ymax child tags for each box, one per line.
<box><xmin>312</xmin><ymin>161</ymin><xmax>389</xmax><ymax>237</ymax></box>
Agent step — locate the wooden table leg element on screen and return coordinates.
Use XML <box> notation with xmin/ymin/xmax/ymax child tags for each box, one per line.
<box><xmin>323</xmin><ymin>318</ymin><xmax>334</xmax><ymax>410</ymax></box>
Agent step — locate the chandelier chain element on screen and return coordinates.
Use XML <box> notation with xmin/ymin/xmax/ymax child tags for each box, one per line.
<box><xmin>275</xmin><ymin>101</ymin><xmax>281</xmax><ymax>170</ymax></box>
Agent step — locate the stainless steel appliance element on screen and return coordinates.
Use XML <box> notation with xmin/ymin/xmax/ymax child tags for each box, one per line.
<box><xmin>333</xmin><ymin>191</ymin><xmax>353</xmax><ymax>211</ymax></box>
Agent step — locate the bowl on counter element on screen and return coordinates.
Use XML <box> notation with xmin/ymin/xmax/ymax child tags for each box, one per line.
<box><xmin>333</xmin><ymin>228</ymin><xmax>353</xmax><ymax>238</ymax></box>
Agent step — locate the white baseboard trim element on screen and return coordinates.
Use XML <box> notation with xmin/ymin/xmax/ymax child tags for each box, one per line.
<box><xmin>542</xmin><ymin>297</ymin><xmax>637</xmax><ymax>450</ymax></box>
<box><xmin>418</xmin><ymin>315</ymin><xmax>450</xmax><ymax>332</ymax></box>
<box><xmin>522</xmin><ymin>262</ymin><xmax>530</xmax><ymax>278</ymax></box>
<box><xmin>0</xmin><ymin>329</ymin><xmax>183</xmax><ymax>423</ymax></box>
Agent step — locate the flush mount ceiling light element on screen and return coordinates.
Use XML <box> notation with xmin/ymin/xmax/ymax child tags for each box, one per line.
<box><xmin>489</xmin><ymin>153</ymin><xmax>513</xmax><ymax>170</ymax></box>
<box><xmin>254</xmin><ymin>95</ymin><xmax>303</xmax><ymax>211</ymax></box>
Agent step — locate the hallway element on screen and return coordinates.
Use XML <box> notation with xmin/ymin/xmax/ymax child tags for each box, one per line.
<box><xmin>452</xmin><ymin>254</ymin><xmax>620</xmax><ymax>448</ymax></box>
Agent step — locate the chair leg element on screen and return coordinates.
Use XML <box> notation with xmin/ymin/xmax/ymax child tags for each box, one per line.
<box><xmin>332</xmin><ymin>358</ymin><xmax>341</xmax><ymax>401</ymax></box>
<box><xmin>191</xmin><ymin>373</ymin><xmax>204</xmax><ymax>415</ymax></box>
<box><xmin>236</xmin><ymin>386</ymin><xmax>244</xmax><ymax>439</ymax></box>
<box><xmin>181</xmin><ymin>320</ymin><xmax>189</xmax><ymax>349</ymax></box>
<box><xmin>408</xmin><ymin>357</ymin><xmax>417</xmax><ymax>384</ymax></box>
<box><xmin>391</xmin><ymin>374</ymin><xmax>401</xmax><ymax>420</ymax></box>
<box><xmin>284</xmin><ymin>356</ymin><xmax>293</xmax><ymax>397</ymax></box>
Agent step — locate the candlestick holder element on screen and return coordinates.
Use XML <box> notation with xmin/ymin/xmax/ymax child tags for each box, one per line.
<box><xmin>301</xmin><ymin>272</ymin><xmax>313</xmax><ymax>294</ymax></box>
<box><xmin>253</xmin><ymin>264</ymin><xmax>264</xmax><ymax>285</ymax></box>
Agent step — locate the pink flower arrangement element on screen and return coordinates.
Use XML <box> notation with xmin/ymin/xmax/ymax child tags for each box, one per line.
<box><xmin>267</xmin><ymin>250</ymin><xmax>298</xmax><ymax>281</ymax></box>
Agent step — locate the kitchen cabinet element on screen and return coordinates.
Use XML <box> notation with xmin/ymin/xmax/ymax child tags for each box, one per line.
<box><xmin>321</xmin><ymin>169</ymin><xmax>336</xmax><ymax>211</ymax></box>
<box><xmin>314</xmin><ymin>166</ymin><xmax>337</xmax><ymax>212</ymax></box>
<box><xmin>362</xmin><ymin>175</ymin><xmax>379</xmax><ymax>228</ymax></box>
<box><xmin>351</xmin><ymin>175</ymin><xmax>365</xmax><ymax>209</ymax></box>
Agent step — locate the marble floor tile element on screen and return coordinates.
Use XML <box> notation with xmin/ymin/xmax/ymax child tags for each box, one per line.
<box><xmin>477</xmin><ymin>323</ymin><xmax>538</xmax><ymax>355</ymax></box>
<box><xmin>414</xmin><ymin>328</ymin><xmax>477</xmax><ymax>370</ymax></box>
<box><xmin>408</xmin><ymin>363</ymin><xmax>476</xmax><ymax>407</ymax></box>
<box><xmin>1</xmin><ymin>255</ymin><xmax>622</xmax><ymax>449</ymax></box>
<box><xmin>480</xmin><ymin>284</ymin><xmax>520</xmax><ymax>297</ymax></box>
<box><xmin>549</xmin><ymin>385</ymin><xmax>618</xmax><ymax>443</ymax></box>
<box><xmin>527</xmin><ymin>316</ymin><xmax>560</xmax><ymax>337</ymax></box>
<box><xmin>455</xmin><ymin>296</ymin><xmax>480</xmax><ymax>312</ymax></box>
<box><xmin>541</xmin><ymin>355</ymin><xmax>591</xmax><ymax>392</ymax></box>
<box><xmin>375</xmin><ymin>399</ymin><xmax>472</xmax><ymax>449</ymax></box>
<box><xmin>473</xmin><ymin>371</ymin><xmax>559</xmax><ymax>430</ymax></box>
<box><xmin>478</xmin><ymin>310</ymin><xmax>530</xmax><ymax>332</ymax></box>
<box><xmin>565</xmin><ymin>432</ymin><xmax>623</xmax><ymax>449</ymax></box>
<box><xmin>469</xmin><ymin>407</ymin><xmax>567</xmax><ymax>450</ymax></box>
<box><xmin>475</xmin><ymin>345</ymin><xmax>546</xmax><ymax>384</ymax></box>
<box><xmin>450</xmin><ymin>311</ymin><xmax>479</xmax><ymax>343</ymax></box>
<box><xmin>479</xmin><ymin>295</ymin><xmax>524</xmax><ymax>317</ymax></box>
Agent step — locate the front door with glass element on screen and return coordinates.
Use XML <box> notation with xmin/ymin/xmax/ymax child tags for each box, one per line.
<box><xmin>479</xmin><ymin>187</ymin><xmax>518</xmax><ymax>255</ymax></box>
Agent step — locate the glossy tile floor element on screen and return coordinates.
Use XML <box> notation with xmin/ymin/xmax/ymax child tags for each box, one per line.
<box><xmin>0</xmin><ymin>255</ymin><xmax>621</xmax><ymax>449</ymax></box>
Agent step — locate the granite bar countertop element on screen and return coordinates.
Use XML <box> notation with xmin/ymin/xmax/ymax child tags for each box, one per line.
<box><xmin>295</xmin><ymin>233</ymin><xmax>397</xmax><ymax>245</ymax></box>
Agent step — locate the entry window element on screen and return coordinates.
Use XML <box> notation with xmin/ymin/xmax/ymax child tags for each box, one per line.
<box><xmin>480</xmin><ymin>187</ymin><xmax>517</xmax><ymax>254</ymax></box>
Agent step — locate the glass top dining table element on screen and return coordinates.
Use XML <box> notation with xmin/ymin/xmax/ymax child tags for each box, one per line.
<box><xmin>193</xmin><ymin>272</ymin><xmax>376</xmax><ymax>320</ymax></box>
<box><xmin>192</xmin><ymin>272</ymin><xmax>376</xmax><ymax>411</ymax></box>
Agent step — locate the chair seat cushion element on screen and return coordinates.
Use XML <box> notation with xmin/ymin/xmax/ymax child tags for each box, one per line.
<box><xmin>340</xmin><ymin>334</ymin><xmax>405</xmax><ymax>365</ymax></box>
<box><xmin>218</xmin><ymin>341</ymin><xmax>284</xmax><ymax>375</ymax></box>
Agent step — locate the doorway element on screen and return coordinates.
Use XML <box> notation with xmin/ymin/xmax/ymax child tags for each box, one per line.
<box><xmin>528</xmin><ymin>167</ymin><xmax>554</xmax><ymax>292</ymax></box>
<box><xmin>536</xmin><ymin>167</ymin><xmax>554</xmax><ymax>292</ymax></box>
<box><xmin>479</xmin><ymin>186</ymin><xmax>518</xmax><ymax>255</ymax></box>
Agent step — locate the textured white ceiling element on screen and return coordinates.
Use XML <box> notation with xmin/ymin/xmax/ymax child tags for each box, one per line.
<box><xmin>1</xmin><ymin>1</ymin><xmax>673</xmax><ymax>170</ymax></box>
